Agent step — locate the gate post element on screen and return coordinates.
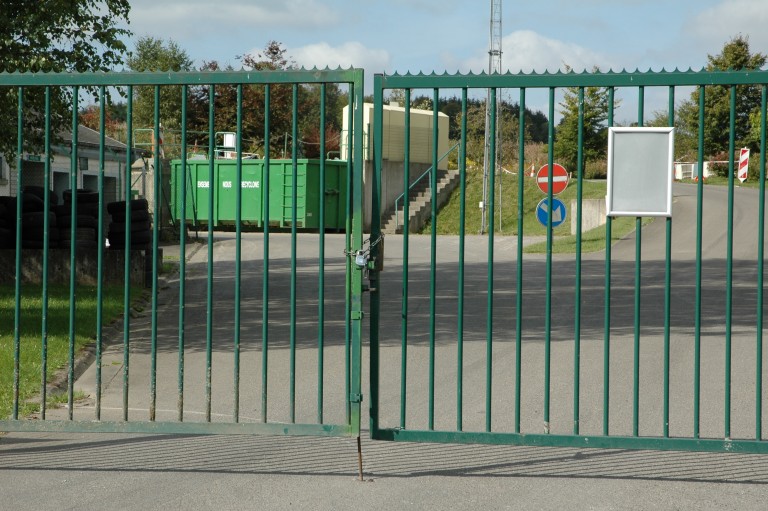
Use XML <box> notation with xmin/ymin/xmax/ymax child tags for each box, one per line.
<box><xmin>368</xmin><ymin>74</ymin><xmax>384</xmax><ymax>437</ymax></box>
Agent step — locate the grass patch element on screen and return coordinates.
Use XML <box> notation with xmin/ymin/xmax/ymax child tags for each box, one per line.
<box><xmin>680</xmin><ymin>176</ymin><xmax>765</xmax><ymax>189</ymax></box>
<box><xmin>161</xmin><ymin>261</ymin><xmax>178</xmax><ymax>274</ymax></box>
<box><xmin>45</xmin><ymin>390</ymin><xmax>88</xmax><ymax>409</ymax></box>
<box><xmin>0</xmin><ymin>283</ymin><xmax>141</xmax><ymax>419</ymax></box>
<box><xmin>524</xmin><ymin>216</ymin><xmax>653</xmax><ymax>254</ymax></box>
<box><xmin>425</xmin><ymin>170</ymin><xmax>607</xmax><ymax>236</ymax></box>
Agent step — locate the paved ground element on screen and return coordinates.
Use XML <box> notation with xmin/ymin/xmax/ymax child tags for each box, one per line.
<box><xmin>2</xmin><ymin>432</ymin><xmax>768</xmax><ymax>510</ymax></box>
<box><xmin>2</xmin><ymin>183</ymin><xmax>768</xmax><ymax>509</ymax></box>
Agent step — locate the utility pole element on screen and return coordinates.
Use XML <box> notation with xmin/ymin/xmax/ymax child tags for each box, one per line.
<box><xmin>480</xmin><ymin>0</ymin><xmax>502</xmax><ymax>234</ymax></box>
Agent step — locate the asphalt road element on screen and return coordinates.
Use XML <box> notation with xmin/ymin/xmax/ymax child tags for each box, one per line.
<box><xmin>2</xmin><ymin>182</ymin><xmax>768</xmax><ymax>510</ymax></box>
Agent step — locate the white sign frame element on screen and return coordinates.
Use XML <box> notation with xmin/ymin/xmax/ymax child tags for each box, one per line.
<box><xmin>606</xmin><ymin>127</ymin><xmax>675</xmax><ymax>218</ymax></box>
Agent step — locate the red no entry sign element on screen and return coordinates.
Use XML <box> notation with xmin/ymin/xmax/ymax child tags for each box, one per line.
<box><xmin>536</xmin><ymin>163</ymin><xmax>569</xmax><ymax>194</ymax></box>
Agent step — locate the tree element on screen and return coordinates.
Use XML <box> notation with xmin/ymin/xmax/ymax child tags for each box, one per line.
<box><xmin>80</xmin><ymin>102</ymin><xmax>129</xmax><ymax>143</ymax></box>
<box><xmin>296</xmin><ymin>83</ymin><xmax>347</xmax><ymax>157</ymax></box>
<box><xmin>677</xmin><ymin>36</ymin><xmax>767</xmax><ymax>157</ymax></box>
<box><xmin>0</xmin><ymin>0</ymin><xmax>131</xmax><ymax>161</ymax></box>
<box><xmin>239</xmin><ymin>41</ymin><xmax>297</xmax><ymax>156</ymax></box>
<box><xmin>126</xmin><ymin>36</ymin><xmax>194</xmax><ymax>156</ymax></box>
<box><xmin>453</xmin><ymin>98</ymin><xmax>546</xmax><ymax>171</ymax></box>
<box><xmin>554</xmin><ymin>72</ymin><xmax>614</xmax><ymax>175</ymax></box>
<box><xmin>647</xmin><ymin>109</ymin><xmax>698</xmax><ymax>161</ymax></box>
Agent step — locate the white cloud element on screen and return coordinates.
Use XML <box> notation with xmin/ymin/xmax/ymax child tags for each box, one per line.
<box><xmin>688</xmin><ymin>0</ymin><xmax>768</xmax><ymax>52</ymax></box>
<box><xmin>289</xmin><ymin>41</ymin><xmax>391</xmax><ymax>72</ymax></box>
<box><xmin>461</xmin><ymin>30</ymin><xmax>612</xmax><ymax>74</ymax></box>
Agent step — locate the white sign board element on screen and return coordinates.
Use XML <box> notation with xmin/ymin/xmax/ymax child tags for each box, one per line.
<box><xmin>606</xmin><ymin>127</ymin><xmax>675</xmax><ymax>217</ymax></box>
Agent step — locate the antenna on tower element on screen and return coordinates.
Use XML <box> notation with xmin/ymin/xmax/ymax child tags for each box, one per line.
<box><xmin>480</xmin><ymin>0</ymin><xmax>502</xmax><ymax>234</ymax></box>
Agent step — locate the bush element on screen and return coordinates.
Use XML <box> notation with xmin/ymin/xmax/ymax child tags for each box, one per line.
<box><xmin>584</xmin><ymin>160</ymin><xmax>607</xmax><ymax>179</ymax></box>
<box><xmin>709</xmin><ymin>152</ymin><xmax>730</xmax><ymax>177</ymax></box>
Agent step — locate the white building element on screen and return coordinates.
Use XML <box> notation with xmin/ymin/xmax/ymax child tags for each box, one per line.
<box><xmin>342</xmin><ymin>102</ymin><xmax>451</xmax><ymax>229</ymax></box>
<box><xmin>0</xmin><ymin>125</ymin><xmax>143</xmax><ymax>205</ymax></box>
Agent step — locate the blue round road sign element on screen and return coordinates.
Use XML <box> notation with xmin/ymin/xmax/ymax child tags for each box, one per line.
<box><xmin>536</xmin><ymin>197</ymin><xmax>567</xmax><ymax>228</ymax></box>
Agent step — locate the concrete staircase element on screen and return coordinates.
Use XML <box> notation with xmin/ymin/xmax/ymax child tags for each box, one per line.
<box><xmin>380</xmin><ymin>168</ymin><xmax>461</xmax><ymax>234</ymax></box>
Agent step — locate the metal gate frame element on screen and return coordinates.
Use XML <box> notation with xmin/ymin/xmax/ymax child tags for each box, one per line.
<box><xmin>0</xmin><ymin>69</ymin><xmax>366</xmax><ymax>439</ymax></box>
<box><xmin>368</xmin><ymin>69</ymin><xmax>768</xmax><ymax>454</ymax></box>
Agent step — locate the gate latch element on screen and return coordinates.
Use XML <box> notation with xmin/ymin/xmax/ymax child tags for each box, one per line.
<box><xmin>344</xmin><ymin>233</ymin><xmax>384</xmax><ymax>271</ymax></box>
<box><xmin>349</xmin><ymin>393</ymin><xmax>363</xmax><ymax>403</ymax></box>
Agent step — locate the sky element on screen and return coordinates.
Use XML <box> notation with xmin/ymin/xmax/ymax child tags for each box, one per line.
<box><xmin>122</xmin><ymin>0</ymin><xmax>768</xmax><ymax>121</ymax></box>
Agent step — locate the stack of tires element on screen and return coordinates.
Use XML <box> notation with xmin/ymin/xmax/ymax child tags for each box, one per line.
<box><xmin>56</xmin><ymin>189</ymin><xmax>101</xmax><ymax>250</ymax></box>
<box><xmin>22</xmin><ymin>186</ymin><xmax>59</xmax><ymax>249</ymax></box>
<box><xmin>0</xmin><ymin>196</ymin><xmax>16</xmax><ymax>249</ymax></box>
<box><xmin>108</xmin><ymin>199</ymin><xmax>152</xmax><ymax>250</ymax></box>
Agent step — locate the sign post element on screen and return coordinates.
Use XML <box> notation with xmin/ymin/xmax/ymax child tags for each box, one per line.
<box><xmin>738</xmin><ymin>147</ymin><xmax>750</xmax><ymax>183</ymax></box>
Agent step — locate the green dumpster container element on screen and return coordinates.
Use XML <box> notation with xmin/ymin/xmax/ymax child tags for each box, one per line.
<box><xmin>268</xmin><ymin>159</ymin><xmax>347</xmax><ymax>230</ymax></box>
<box><xmin>170</xmin><ymin>158</ymin><xmax>347</xmax><ymax>231</ymax></box>
<box><xmin>170</xmin><ymin>159</ymin><xmax>264</xmax><ymax>227</ymax></box>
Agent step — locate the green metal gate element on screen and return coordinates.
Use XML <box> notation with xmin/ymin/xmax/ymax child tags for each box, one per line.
<box><xmin>0</xmin><ymin>69</ymin><xmax>366</xmax><ymax>439</ymax></box>
<box><xmin>369</xmin><ymin>69</ymin><xmax>768</xmax><ymax>453</ymax></box>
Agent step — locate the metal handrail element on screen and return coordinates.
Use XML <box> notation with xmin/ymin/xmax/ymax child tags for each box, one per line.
<box><xmin>395</xmin><ymin>143</ymin><xmax>459</xmax><ymax>229</ymax></box>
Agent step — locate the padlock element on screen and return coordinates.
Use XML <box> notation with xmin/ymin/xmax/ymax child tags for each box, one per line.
<box><xmin>355</xmin><ymin>251</ymin><xmax>368</xmax><ymax>268</ymax></box>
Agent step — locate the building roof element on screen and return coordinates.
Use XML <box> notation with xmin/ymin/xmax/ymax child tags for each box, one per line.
<box><xmin>58</xmin><ymin>125</ymin><xmax>128</xmax><ymax>151</ymax></box>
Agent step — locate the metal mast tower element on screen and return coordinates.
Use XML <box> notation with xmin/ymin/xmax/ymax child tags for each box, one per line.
<box><xmin>480</xmin><ymin>0</ymin><xmax>502</xmax><ymax>234</ymax></box>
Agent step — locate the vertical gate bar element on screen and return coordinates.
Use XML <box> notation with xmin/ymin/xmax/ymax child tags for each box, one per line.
<box><xmin>371</xmin><ymin>75</ymin><xmax>385</xmax><ymax>435</ymax></box>
<box><xmin>40</xmin><ymin>86</ymin><xmax>52</xmax><ymax>420</ymax></box>
<box><xmin>756</xmin><ymin>85</ymin><xmax>767</xmax><ymax>441</ymax></box>
<box><xmin>233</xmin><ymin>83</ymin><xmax>243</xmax><ymax>423</ymax></box>
<box><xmin>401</xmin><ymin>88</ymin><xmax>411</xmax><ymax>429</ymax></box>
<box><xmin>261</xmin><ymin>84</ymin><xmax>271</xmax><ymax>423</ymax></box>
<box><xmin>574</xmin><ymin>87</ymin><xmax>584</xmax><ymax>435</ymax></box>
<box><xmin>368</xmin><ymin>74</ymin><xmax>383</xmax><ymax>440</ymax></box>
<box><xmin>178</xmin><ymin>85</ymin><xmax>188</xmax><ymax>422</ymax></box>
<box><xmin>725</xmin><ymin>85</ymin><xmax>737</xmax><ymax>439</ymax></box>
<box><xmin>95</xmin><ymin>86</ymin><xmax>107</xmax><ymax>421</ymax></box>
<box><xmin>123</xmin><ymin>86</ymin><xmax>133</xmax><ymax>421</ymax></box>
<box><xmin>515</xmin><ymin>87</ymin><xmax>526</xmax><ymax>434</ymax></box>
<box><xmin>603</xmin><ymin>86</ymin><xmax>615</xmax><ymax>436</ymax></box>
<box><xmin>12</xmin><ymin>87</ymin><xmax>24</xmax><ymax>420</ymax></box>
<box><xmin>150</xmin><ymin>86</ymin><xmax>161</xmax><ymax>421</ymax></box>
<box><xmin>290</xmin><ymin>83</ymin><xmax>299</xmax><ymax>424</ymax></box>
<box><xmin>664</xmin><ymin>86</ymin><xmax>675</xmax><ymax>438</ymax></box>
<box><xmin>633</xmin><ymin>217</ymin><xmax>642</xmax><ymax>437</ymax></box>
<box><xmin>633</xmin><ymin>86</ymin><xmax>644</xmax><ymax>437</ymax></box>
<box><xmin>205</xmin><ymin>84</ymin><xmax>215</xmax><ymax>422</ymax></box>
<box><xmin>429</xmin><ymin>87</ymin><xmax>439</xmax><ymax>431</ymax></box>
<box><xmin>499</xmin><ymin>91</ymin><xmax>503</xmax><ymax>234</ymax></box>
<box><xmin>68</xmin><ymin>85</ymin><xmax>79</xmax><ymax>421</ymax></box>
<box><xmin>345</xmin><ymin>89</ymin><xmax>353</xmax><ymax>424</ymax></box>
<box><xmin>318</xmin><ymin>83</ymin><xmax>326</xmax><ymax>424</ymax></box>
<box><xmin>604</xmin><ymin>216</ymin><xmax>613</xmax><ymax>436</ymax></box>
<box><xmin>694</xmin><ymin>85</ymin><xmax>706</xmax><ymax>438</ymax></box>
<box><xmin>485</xmin><ymin>87</ymin><xmax>497</xmax><ymax>433</ymax></box>
<box><xmin>544</xmin><ymin>87</ymin><xmax>555</xmax><ymax>434</ymax></box>
<box><xmin>457</xmin><ymin>88</ymin><xmax>468</xmax><ymax>431</ymax></box>
<box><xmin>349</xmin><ymin>72</ymin><xmax>365</xmax><ymax>437</ymax></box>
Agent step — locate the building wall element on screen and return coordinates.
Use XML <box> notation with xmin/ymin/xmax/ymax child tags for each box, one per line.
<box><xmin>342</xmin><ymin>103</ymin><xmax>451</xmax><ymax>170</ymax></box>
<box><xmin>343</xmin><ymin>103</ymin><xmax>451</xmax><ymax>230</ymax></box>
<box><xmin>362</xmin><ymin>159</ymin><xmax>431</xmax><ymax>230</ymax></box>
<box><xmin>2</xmin><ymin>153</ymin><xmax>126</xmax><ymax>208</ymax></box>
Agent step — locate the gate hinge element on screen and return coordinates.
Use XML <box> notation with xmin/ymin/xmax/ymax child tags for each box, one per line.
<box><xmin>349</xmin><ymin>393</ymin><xmax>364</xmax><ymax>403</ymax></box>
<box><xmin>351</xmin><ymin>310</ymin><xmax>364</xmax><ymax>320</ymax></box>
